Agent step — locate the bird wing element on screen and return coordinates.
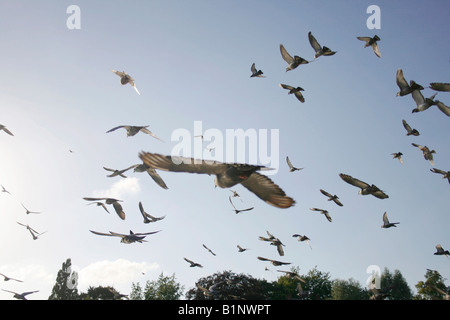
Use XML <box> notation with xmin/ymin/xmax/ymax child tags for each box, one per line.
<box><xmin>106</xmin><ymin>125</ymin><xmax>126</xmax><ymax>133</ymax></box>
<box><xmin>251</xmin><ymin>62</ymin><xmax>257</xmax><ymax>73</ymax></box>
<box><xmin>411</xmin><ymin>89</ymin><xmax>425</xmax><ymax>106</ymax></box>
<box><xmin>111</xmin><ymin>70</ymin><xmax>125</xmax><ymax>77</ymax></box>
<box><xmin>334</xmin><ymin>198</ymin><xmax>344</xmax><ymax>207</ymax></box>
<box><xmin>429</xmin><ymin>82</ymin><xmax>450</xmax><ymax>92</ymax></box>
<box><xmin>1</xmin><ymin>127</ymin><xmax>14</xmax><ymax>136</ymax></box>
<box><xmin>402</xmin><ymin>120</ymin><xmax>412</xmax><ymax>133</ymax></box>
<box><xmin>372</xmin><ymin>189</ymin><xmax>389</xmax><ymax>199</ymax></box>
<box><xmin>436</xmin><ymin>100</ymin><xmax>450</xmax><ymax>117</ymax></box>
<box><xmin>356</xmin><ymin>36</ymin><xmax>371</xmax><ymax>43</ymax></box>
<box><xmin>129</xmin><ymin>80</ymin><xmax>141</xmax><ymax>95</ymax></box>
<box><xmin>132</xmin><ymin>230</ymin><xmax>161</xmax><ymax>236</ymax></box>
<box><xmin>276</xmin><ymin>243</ymin><xmax>284</xmax><ymax>256</ymax></box>
<box><xmin>112</xmin><ymin>202</ymin><xmax>126</xmax><ymax>220</ymax></box>
<box><xmin>308</xmin><ymin>32</ymin><xmax>322</xmax><ymax>52</ymax></box>
<box><xmin>339</xmin><ymin>173</ymin><xmax>370</xmax><ymax>189</ymax></box>
<box><xmin>286</xmin><ymin>156</ymin><xmax>294</xmax><ymax>169</ymax></box>
<box><xmin>430</xmin><ymin>168</ymin><xmax>446</xmax><ymax>175</ymax></box>
<box><xmin>382</xmin><ymin>212</ymin><xmax>389</xmax><ymax>225</ymax></box>
<box><xmin>90</xmin><ymin>230</ymin><xmax>123</xmax><ymax>238</ymax></box>
<box><xmin>294</xmin><ymin>91</ymin><xmax>305</xmax><ymax>103</ymax></box>
<box><xmin>138</xmin><ymin>201</ymin><xmax>150</xmax><ymax>221</ymax></box>
<box><xmin>396</xmin><ymin>69</ymin><xmax>409</xmax><ymax>90</ymax></box>
<box><xmin>145</xmin><ymin>167</ymin><xmax>169</xmax><ymax>189</ymax></box>
<box><xmin>320</xmin><ymin>189</ymin><xmax>332</xmax><ymax>197</ymax></box>
<box><xmin>324</xmin><ymin>211</ymin><xmax>332</xmax><ymax>222</ymax></box>
<box><xmin>280</xmin><ymin>44</ymin><xmax>294</xmax><ymax>64</ymax></box>
<box><xmin>240</xmin><ymin>172</ymin><xmax>295</xmax><ymax>209</ymax></box>
<box><xmin>184</xmin><ymin>258</ymin><xmax>195</xmax><ymax>265</ymax></box>
<box><xmin>139</xmin><ymin>152</ymin><xmax>229</xmax><ymax>175</ymax></box>
<box><xmin>139</xmin><ymin>127</ymin><xmax>164</xmax><ymax>141</ymax></box>
<box><xmin>371</xmin><ymin>43</ymin><xmax>381</xmax><ymax>58</ymax></box>
<box><xmin>279</xmin><ymin>83</ymin><xmax>295</xmax><ymax>91</ymax></box>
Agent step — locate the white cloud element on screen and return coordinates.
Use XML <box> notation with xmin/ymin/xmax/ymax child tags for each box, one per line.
<box><xmin>92</xmin><ymin>177</ymin><xmax>141</xmax><ymax>199</ymax></box>
<box><xmin>75</xmin><ymin>259</ymin><xmax>159</xmax><ymax>292</ymax></box>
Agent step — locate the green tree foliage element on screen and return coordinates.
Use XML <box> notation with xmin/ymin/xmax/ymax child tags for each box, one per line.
<box><xmin>414</xmin><ymin>269</ymin><xmax>449</xmax><ymax>300</ymax></box>
<box><xmin>79</xmin><ymin>286</ymin><xmax>126</xmax><ymax>300</ymax></box>
<box><xmin>48</xmin><ymin>258</ymin><xmax>79</xmax><ymax>300</ymax></box>
<box><xmin>131</xmin><ymin>273</ymin><xmax>184</xmax><ymax>300</ymax></box>
<box><xmin>380</xmin><ymin>268</ymin><xmax>413</xmax><ymax>300</ymax></box>
<box><xmin>331</xmin><ymin>278</ymin><xmax>369</xmax><ymax>300</ymax></box>
<box><xmin>300</xmin><ymin>266</ymin><xmax>332</xmax><ymax>300</ymax></box>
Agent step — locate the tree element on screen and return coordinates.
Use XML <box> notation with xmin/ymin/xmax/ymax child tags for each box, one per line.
<box><xmin>48</xmin><ymin>258</ymin><xmax>79</xmax><ymax>300</ymax></box>
<box><xmin>79</xmin><ymin>286</ymin><xmax>126</xmax><ymax>300</ymax></box>
<box><xmin>414</xmin><ymin>269</ymin><xmax>449</xmax><ymax>300</ymax></box>
<box><xmin>380</xmin><ymin>268</ymin><xmax>412</xmax><ymax>300</ymax></box>
<box><xmin>300</xmin><ymin>266</ymin><xmax>332</xmax><ymax>300</ymax></box>
<box><xmin>331</xmin><ymin>278</ymin><xmax>369</xmax><ymax>300</ymax></box>
<box><xmin>131</xmin><ymin>273</ymin><xmax>184</xmax><ymax>300</ymax></box>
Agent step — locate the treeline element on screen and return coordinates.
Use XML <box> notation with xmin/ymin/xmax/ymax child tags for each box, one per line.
<box><xmin>47</xmin><ymin>258</ymin><xmax>448</xmax><ymax>300</ymax></box>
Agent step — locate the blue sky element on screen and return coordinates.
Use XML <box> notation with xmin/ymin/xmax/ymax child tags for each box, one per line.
<box><xmin>0</xmin><ymin>1</ymin><xmax>449</xmax><ymax>299</ymax></box>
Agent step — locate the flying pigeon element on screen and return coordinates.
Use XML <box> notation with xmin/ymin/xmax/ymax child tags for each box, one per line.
<box><xmin>286</xmin><ymin>156</ymin><xmax>303</xmax><ymax>172</ymax></box>
<box><xmin>21</xmin><ymin>203</ymin><xmax>41</xmax><ymax>215</ymax></box>
<box><xmin>111</xmin><ymin>70</ymin><xmax>140</xmax><ymax>95</ymax></box>
<box><xmin>87</xmin><ymin>201</ymin><xmax>110</xmax><ymax>214</ymax></box>
<box><xmin>434</xmin><ymin>244</ymin><xmax>450</xmax><ymax>258</ymax></box>
<box><xmin>396</xmin><ymin>68</ymin><xmax>424</xmax><ymax>97</ymax></box>
<box><xmin>319</xmin><ymin>189</ymin><xmax>343</xmax><ymax>206</ymax></box>
<box><xmin>429</xmin><ymin>82</ymin><xmax>450</xmax><ymax>92</ymax></box>
<box><xmin>310</xmin><ymin>207</ymin><xmax>332</xmax><ymax>222</ymax></box>
<box><xmin>279</xmin><ymin>84</ymin><xmax>305</xmax><ymax>103</ymax></box>
<box><xmin>391</xmin><ymin>152</ymin><xmax>404</xmax><ymax>164</ymax></box>
<box><xmin>106</xmin><ymin>125</ymin><xmax>163</xmax><ymax>142</ymax></box>
<box><xmin>257</xmin><ymin>256</ymin><xmax>291</xmax><ymax>266</ymax></box>
<box><xmin>237</xmin><ymin>245</ymin><xmax>249</xmax><ymax>252</ymax></box>
<box><xmin>133</xmin><ymin>163</ymin><xmax>168</xmax><ymax>189</ymax></box>
<box><xmin>402</xmin><ymin>119</ymin><xmax>420</xmax><ymax>136</ymax></box>
<box><xmin>411</xmin><ymin>143</ymin><xmax>436</xmax><ymax>165</ymax></box>
<box><xmin>381</xmin><ymin>212</ymin><xmax>399</xmax><ymax>228</ymax></box>
<box><xmin>103</xmin><ymin>165</ymin><xmax>137</xmax><ymax>178</ymax></box>
<box><xmin>0</xmin><ymin>124</ymin><xmax>13</xmax><ymax>136</ymax></box>
<box><xmin>228</xmin><ymin>196</ymin><xmax>254</xmax><ymax>214</ymax></box>
<box><xmin>1</xmin><ymin>185</ymin><xmax>11</xmax><ymax>194</ymax></box>
<box><xmin>279</xmin><ymin>44</ymin><xmax>309</xmax><ymax>71</ymax></box>
<box><xmin>184</xmin><ymin>258</ymin><xmax>203</xmax><ymax>268</ymax></box>
<box><xmin>308</xmin><ymin>31</ymin><xmax>336</xmax><ymax>59</ymax></box>
<box><xmin>339</xmin><ymin>173</ymin><xmax>389</xmax><ymax>199</ymax></box>
<box><xmin>202</xmin><ymin>244</ymin><xmax>216</xmax><ymax>256</ymax></box>
<box><xmin>0</xmin><ymin>273</ymin><xmax>23</xmax><ymax>283</ymax></box>
<box><xmin>139</xmin><ymin>152</ymin><xmax>295</xmax><ymax>209</ymax></box>
<box><xmin>83</xmin><ymin>197</ymin><xmax>126</xmax><ymax>220</ymax></box>
<box><xmin>90</xmin><ymin>230</ymin><xmax>160</xmax><ymax>244</ymax></box>
<box><xmin>138</xmin><ymin>201</ymin><xmax>166</xmax><ymax>224</ymax></box>
<box><xmin>259</xmin><ymin>233</ymin><xmax>285</xmax><ymax>256</ymax></box>
<box><xmin>292</xmin><ymin>234</ymin><xmax>312</xmax><ymax>249</ymax></box>
<box><xmin>430</xmin><ymin>168</ymin><xmax>450</xmax><ymax>184</ymax></box>
<box><xmin>411</xmin><ymin>91</ymin><xmax>438</xmax><ymax>113</ymax></box>
<box><xmin>357</xmin><ymin>35</ymin><xmax>381</xmax><ymax>58</ymax></box>
<box><xmin>2</xmin><ymin>289</ymin><xmax>39</xmax><ymax>300</ymax></box>
<box><xmin>250</xmin><ymin>63</ymin><xmax>265</xmax><ymax>77</ymax></box>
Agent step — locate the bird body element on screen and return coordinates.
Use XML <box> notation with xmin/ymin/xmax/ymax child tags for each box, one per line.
<box><xmin>229</xmin><ymin>196</ymin><xmax>254</xmax><ymax>214</ymax></box>
<box><xmin>339</xmin><ymin>173</ymin><xmax>389</xmax><ymax>199</ymax></box>
<box><xmin>2</xmin><ymin>289</ymin><xmax>38</xmax><ymax>300</ymax></box>
<box><xmin>286</xmin><ymin>156</ymin><xmax>303</xmax><ymax>172</ymax></box>
<box><xmin>434</xmin><ymin>244</ymin><xmax>450</xmax><ymax>257</ymax></box>
<box><xmin>0</xmin><ymin>273</ymin><xmax>23</xmax><ymax>282</ymax></box>
<box><xmin>111</xmin><ymin>70</ymin><xmax>140</xmax><ymax>95</ymax></box>
<box><xmin>279</xmin><ymin>84</ymin><xmax>305</xmax><ymax>103</ymax></box>
<box><xmin>257</xmin><ymin>256</ymin><xmax>291</xmax><ymax>266</ymax></box>
<box><xmin>319</xmin><ymin>189</ymin><xmax>343</xmax><ymax>206</ymax></box>
<box><xmin>106</xmin><ymin>125</ymin><xmax>163</xmax><ymax>142</ymax></box>
<box><xmin>250</xmin><ymin>63</ymin><xmax>265</xmax><ymax>77</ymax></box>
<box><xmin>184</xmin><ymin>258</ymin><xmax>203</xmax><ymax>268</ymax></box>
<box><xmin>391</xmin><ymin>152</ymin><xmax>404</xmax><ymax>164</ymax></box>
<box><xmin>280</xmin><ymin>44</ymin><xmax>309</xmax><ymax>71</ymax></box>
<box><xmin>310</xmin><ymin>207</ymin><xmax>332</xmax><ymax>222</ymax></box>
<box><xmin>411</xmin><ymin>143</ymin><xmax>436</xmax><ymax>165</ymax></box>
<box><xmin>381</xmin><ymin>212</ymin><xmax>399</xmax><ymax>228</ymax></box>
<box><xmin>402</xmin><ymin>119</ymin><xmax>420</xmax><ymax>136</ymax></box>
<box><xmin>357</xmin><ymin>35</ymin><xmax>381</xmax><ymax>58</ymax></box>
<box><xmin>396</xmin><ymin>69</ymin><xmax>424</xmax><ymax>96</ymax></box>
<box><xmin>411</xmin><ymin>91</ymin><xmax>437</xmax><ymax>113</ymax></box>
<box><xmin>83</xmin><ymin>197</ymin><xmax>126</xmax><ymax>220</ymax></box>
<box><xmin>139</xmin><ymin>201</ymin><xmax>166</xmax><ymax>223</ymax></box>
<box><xmin>90</xmin><ymin>230</ymin><xmax>160</xmax><ymax>244</ymax></box>
<box><xmin>308</xmin><ymin>32</ymin><xmax>336</xmax><ymax>59</ymax></box>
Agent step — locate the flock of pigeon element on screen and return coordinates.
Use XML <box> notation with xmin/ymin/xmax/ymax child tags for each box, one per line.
<box><xmin>1</xmin><ymin>28</ymin><xmax>449</xmax><ymax>300</ymax></box>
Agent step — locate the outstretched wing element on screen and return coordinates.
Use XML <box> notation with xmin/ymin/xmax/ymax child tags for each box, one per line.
<box><xmin>279</xmin><ymin>83</ymin><xmax>295</xmax><ymax>91</ymax></box>
<box><xmin>112</xmin><ymin>202</ymin><xmax>126</xmax><ymax>220</ymax></box>
<box><xmin>308</xmin><ymin>32</ymin><xmax>322</xmax><ymax>52</ymax></box>
<box><xmin>90</xmin><ymin>230</ymin><xmax>123</xmax><ymax>238</ymax></box>
<box><xmin>396</xmin><ymin>69</ymin><xmax>409</xmax><ymax>91</ymax></box>
<box><xmin>280</xmin><ymin>44</ymin><xmax>294</xmax><ymax>64</ymax></box>
<box><xmin>106</xmin><ymin>125</ymin><xmax>126</xmax><ymax>133</ymax></box>
<box><xmin>139</xmin><ymin>152</ymin><xmax>229</xmax><ymax>175</ymax></box>
<box><xmin>139</xmin><ymin>127</ymin><xmax>164</xmax><ymax>142</ymax></box>
<box><xmin>436</xmin><ymin>100</ymin><xmax>450</xmax><ymax>117</ymax></box>
<box><xmin>240</xmin><ymin>172</ymin><xmax>295</xmax><ymax>208</ymax></box>
<box><xmin>429</xmin><ymin>82</ymin><xmax>450</xmax><ymax>92</ymax></box>
<box><xmin>339</xmin><ymin>173</ymin><xmax>370</xmax><ymax>189</ymax></box>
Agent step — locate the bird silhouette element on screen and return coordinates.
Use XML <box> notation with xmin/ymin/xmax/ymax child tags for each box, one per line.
<box><xmin>133</xmin><ymin>163</ymin><xmax>168</xmax><ymax>189</ymax></box>
<box><xmin>2</xmin><ymin>289</ymin><xmax>38</xmax><ymax>300</ymax></box>
<box><xmin>381</xmin><ymin>212</ymin><xmax>399</xmax><ymax>228</ymax></box>
<box><xmin>310</xmin><ymin>207</ymin><xmax>332</xmax><ymax>222</ymax></box>
<box><xmin>402</xmin><ymin>119</ymin><xmax>420</xmax><ymax>136</ymax></box>
<box><xmin>0</xmin><ymin>273</ymin><xmax>23</xmax><ymax>283</ymax></box>
<box><xmin>430</xmin><ymin>168</ymin><xmax>450</xmax><ymax>184</ymax></box>
<box><xmin>391</xmin><ymin>152</ymin><xmax>404</xmax><ymax>164</ymax></box>
<box><xmin>111</xmin><ymin>70</ymin><xmax>140</xmax><ymax>95</ymax></box>
<box><xmin>279</xmin><ymin>84</ymin><xmax>305</xmax><ymax>103</ymax></box>
<box><xmin>1</xmin><ymin>185</ymin><xmax>11</xmax><ymax>194</ymax></box>
<box><xmin>87</xmin><ymin>201</ymin><xmax>110</xmax><ymax>214</ymax></box>
<box><xmin>292</xmin><ymin>234</ymin><xmax>312</xmax><ymax>249</ymax></box>
<box><xmin>184</xmin><ymin>258</ymin><xmax>203</xmax><ymax>268</ymax></box>
<box><xmin>83</xmin><ymin>197</ymin><xmax>126</xmax><ymax>220</ymax></box>
<box><xmin>257</xmin><ymin>256</ymin><xmax>291</xmax><ymax>266</ymax></box>
<box><xmin>308</xmin><ymin>31</ymin><xmax>336</xmax><ymax>59</ymax></box>
<box><xmin>286</xmin><ymin>156</ymin><xmax>303</xmax><ymax>172</ymax></box>
<box><xmin>21</xmin><ymin>203</ymin><xmax>41</xmax><ymax>215</ymax></box>
<box><xmin>138</xmin><ymin>201</ymin><xmax>166</xmax><ymax>224</ymax></box>
<box><xmin>396</xmin><ymin>68</ymin><xmax>424</xmax><ymax>97</ymax></box>
<box><xmin>434</xmin><ymin>244</ymin><xmax>450</xmax><ymax>258</ymax></box>
<box><xmin>237</xmin><ymin>245</ymin><xmax>249</xmax><ymax>252</ymax></box>
<box><xmin>279</xmin><ymin>44</ymin><xmax>310</xmax><ymax>71</ymax></box>
<box><xmin>90</xmin><ymin>230</ymin><xmax>160</xmax><ymax>244</ymax></box>
<box><xmin>0</xmin><ymin>124</ymin><xmax>14</xmax><ymax>136</ymax></box>
<box><xmin>339</xmin><ymin>173</ymin><xmax>389</xmax><ymax>199</ymax></box>
<box><xmin>250</xmin><ymin>63</ymin><xmax>265</xmax><ymax>77</ymax></box>
<box><xmin>411</xmin><ymin>143</ymin><xmax>436</xmax><ymax>166</ymax></box>
<box><xmin>411</xmin><ymin>91</ymin><xmax>438</xmax><ymax>113</ymax></box>
<box><xmin>259</xmin><ymin>231</ymin><xmax>285</xmax><ymax>256</ymax></box>
<box><xmin>357</xmin><ymin>35</ymin><xmax>381</xmax><ymax>58</ymax></box>
<box><xmin>103</xmin><ymin>165</ymin><xmax>137</xmax><ymax>178</ymax></box>
<box><xmin>106</xmin><ymin>125</ymin><xmax>163</xmax><ymax>142</ymax></box>
<box><xmin>228</xmin><ymin>196</ymin><xmax>254</xmax><ymax>214</ymax></box>
<box><xmin>202</xmin><ymin>244</ymin><xmax>216</xmax><ymax>256</ymax></box>
<box><xmin>139</xmin><ymin>152</ymin><xmax>295</xmax><ymax>209</ymax></box>
<box><xmin>319</xmin><ymin>189</ymin><xmax>343</xmax><ymax>206</ymax></box>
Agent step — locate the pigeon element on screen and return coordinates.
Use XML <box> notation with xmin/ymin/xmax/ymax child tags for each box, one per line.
<box><xmin>402</xmin><ymin>119</ymin><xmax>420</xmax><ymax>136</ymax></box>
<box><xmin>381</xmin><ymin>212</ymin><xmax>399</xmax><ymax>228</ymax></box>
<box><xmin>411</xmin><ymin>91</ymin><xmax>438</xmax><ymax>113</ymax></box>
<box><xmin>87</xmin><ymin>201</ymin><xmax>110</xmax><ymax>214</ymax></box>
<box><xmin>17</xmin><ymin>221</ymin><xmax>43</xmax><ymax>237</ymax></box>
<box><xmin>279</xmin><ymin>84</ymin><xmax>305</xmax><ymax>103</ymax></box>
<box><xmin>184</xmin><ymin>258</ymin><xmax>203</xmax><ymax>268</ymax></box>
<box><xmin>339</xmin><ymin>173</ymin><xmax>389</xmax><ymax>199</ymax></box>
<box><xmin>292</xmin><ymin>234</ymin><xmax>312</xmax><ymax>249</ymax></box>
<box><xmin>257</xmin><ymin>256</ymin><xmax>291</xmax><ymax>266</ymax></box>
<box><xmin>138</xmin><ymin>202</ymin><xmax>166</xmax><ymax>224</ymax></box>
<box><xmin>0</xmin><ymin>124</ymin><xmax>13</xmax><ymax>136</ymax></box>
<box><xmin>1</xmin><ymin>185</ymin><xmax>11</xmax><ymax>194</ymax></box>
<box><xmin>435</xmin><ymin>100</ymin><xmax>450</xmax><ymax>117</ymax></box>
<box><xmin>202</xmin><ymin>244</ymin><xmax>216</xmax><ymax>256</ymax></box>
<box><xmin>434</xmin><ymin>244</ymin><xmax>450</xmax><ymax>258</ymax></box>
<box><xmin>277</xmin><ymin>270</ymin><xmax>305</xmax><ymax>282</ymax></box>
<box><xmin>429</xmin><ymin>82</ymin><xmax>450</xmax><ymax>92</ymax></box>
<box><xmin>237</xmin><ymin>245</ymin><xmax>249</xmax><ymax>252</ymax></box>
<box><xmin>83</xmin><ymin>197</ymin><xmax>126</xmax><ymax>220</ymax></box>
<box><xmin>279</xmin><ymin>44</ymin><xmax>309</xmax><ymax>71</ymax></box>
<box><xmin>286</xmin><ymin>156</ymin><xmax>303</xmax><ymax>172</ymax></box>
<box><xmin>21</xmin><ymin>203</ymin><xmax>41</xmax><ymax>215</ymax></box>
<box><xmin>250</xmin><ymin>63</ymin><xmax>265</xmax><ymax>77</ymax></box>
<box><xmin>430</xmin><ymin>168</ymin><xmax>450</xmax><ymax>184</ymax></box>
<box><xmin>139</xmin><ymin>152</ymin><xmax>295</xmax><ymax>209</ymax></box>
<box><xmin>357</xmin><ymin>35</ymin><xmax>381</xmax><ymax>58</ymax></box>
<box><xmin>2</xmin><ymin>289</ymin><xmax>39</xmax><ymax>300</ymax></box>
<box><xmin>229</xmin><ymin>196</ymin><xmax>254</xmax><ymax>214</ymax></box>
<box><xmin>391</xmin><ymin>152</ymin><xmax>404</xmax><ymax>164</ymax></box>
<box><xmin>310</xmin><ymin>207</ymin><xmax>332</xmax><ymax>222</ymax></box>
<box><xmin>411</xmin><ymin>143</ymin><xmax>436</xmax><ymax>165</ymax></box>
<box><xmin>106</xmin><ymin>125</ymin><xmax>163</xmax><ymax>142</ymax></box>
<box><xmin>396</xmin><ymin>68</ymin><xmax>424</xmax><ymax>97</ymax></box>
<box><xmin>319</xmin><ymin>189</ymin><xmax>343</xmax><ymax>206</ymax></box>
<box><xmin>259</xmin><ymin>231</ymin><xmax>285</xmax><ymax>256</ymax></box>
<box><xmin>111</xmin><ymin>70</ymin><xmax>140</xmax><ymax>95</ymax></box>
<box><xmin>103</xmin><ymin>165</ymin><xmax>137</xmax><ymax>178</ymax></box>
<box><xmin>133</xmin><ymin>163</ymin><xmax>168</xmax><ymax>189</ymax></box>
<box><xmin>196</xmin><ymin>282</ymin><xmax>222</xmax><ymax>298</ymax></box>
<box><xmin>308</xmin><ymin>31</ymin><xmax>336</xmax><ymax>59</ymax></box>
<box><xmin>90</xmin><ymin>230</ymin><xmax>160</xmax><ymax>244</ymax></box>
<box><xmin>0</xmin><ymin>273</ymin><xmax>23</xmax><ymax>283</ymax></box>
